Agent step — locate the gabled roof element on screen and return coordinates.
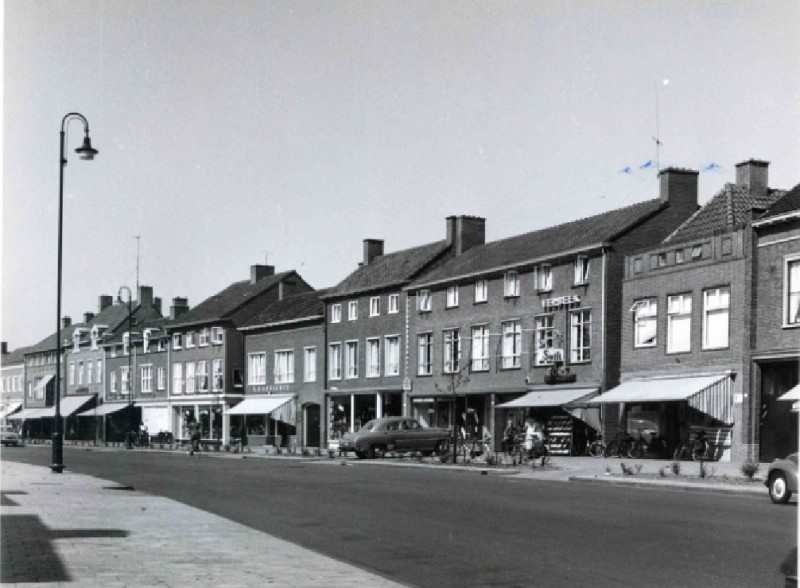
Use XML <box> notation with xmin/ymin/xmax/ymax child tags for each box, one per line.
<box><xmin>1</xmin><ymin>346</ymin><xmax>30</xmax><ymax>366</ymax></box>
<box><xmin>324</xmin><ymin>241</ymin><xmax>451</xmax><ymax>298</ymax></box>
<box><xmin>755</xmin><ymin>183</ymin><xmax>800</xmax><ymax>222</ymax></box>
<box><xmin>411</xmin><ymin>198</ymin><xmax>666</xmax><ymax>286</ymax></box>
<box><xmin>664</xmin><ymin>184</ymin><xmax>784</xmax><ymax>244</ymax></box>
<box><xmin>102</xmin><ymin>315</ymin><xmax>172</xmax><ymax>345</ymax></box>
<box><xmin>237</xmin><ymin>289</ymin><xmax>330</xmax><ymax>330</ymax></box>
<box><xmin>169</xmin><ymin>271</ymin><xmax>304</xmax><ymax>328</ymax></box>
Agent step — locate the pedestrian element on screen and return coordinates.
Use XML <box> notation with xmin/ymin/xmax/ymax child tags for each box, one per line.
<box><xmin>189</xmin><ymin>427</ymin><xmax>201</xmax><ymax>456</ymax></box>
<box><xmin>240</xmin><ymin>425</ymin><xmax>249</xmax><ymax>453</ymax></box>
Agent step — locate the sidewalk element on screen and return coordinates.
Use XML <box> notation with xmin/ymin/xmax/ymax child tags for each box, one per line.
<box><xmin>0</xmin><ymin>460</ymin><xmax>410</xmax><ymax>588</ymax></box>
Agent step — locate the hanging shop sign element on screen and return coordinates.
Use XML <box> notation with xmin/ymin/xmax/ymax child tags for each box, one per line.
<box><xmin>542</xmin><ymin>295</ymin><xmax>581</xmax><ymax>310</ymax></box>
<box><xmin>250</xmin><ymin>384</ymin><xmax>292</xmax><ymax>394</ymax></box>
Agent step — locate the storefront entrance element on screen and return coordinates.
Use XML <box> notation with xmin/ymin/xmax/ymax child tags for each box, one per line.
<box><xmin>759</xmin><ymin>361</ymin><xmax>799</xmax><ymax>462</ymax></box>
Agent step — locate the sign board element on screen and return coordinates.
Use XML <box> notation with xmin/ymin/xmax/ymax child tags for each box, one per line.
<box><xmin>536</xmin><ymin>348</ymin><xmax>564</xmax><ymax>365</ymax></box>
<box><xmin>542</xmin><ymin>295</ymin><xmax>580</xmax><ymax>310</ymax></box>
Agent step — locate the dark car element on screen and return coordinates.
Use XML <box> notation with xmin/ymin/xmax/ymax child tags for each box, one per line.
<box><xmin>766</xmin><ymin>453</ymin><xmax>798</xmax><ymax>504</ymax></box>
<box><xmin>339</xmin><ymin>416</ymin><xmax>449</xmax><ymax>459</ymax></box>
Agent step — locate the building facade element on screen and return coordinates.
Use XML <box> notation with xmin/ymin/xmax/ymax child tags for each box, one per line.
<box><xmin>0</xmin><ymin>343</ymin><xmax>26</xmax><ymax>424</ymax></box>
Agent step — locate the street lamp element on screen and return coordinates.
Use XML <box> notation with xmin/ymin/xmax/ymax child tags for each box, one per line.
<box><xmin>118</xmin><ymin>286</ymin><xmax>134</xmax><ymax>449</ymax></box>
<box><xmin>52</xmin><ymin>113</ymin><xmax>98</xmax><ymax>474</ymax></box>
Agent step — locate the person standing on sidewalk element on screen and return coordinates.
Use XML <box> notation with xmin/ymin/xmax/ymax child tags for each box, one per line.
<box><xmin>189</xmin><ymin>426</ymin><xmax>201</xmax><ymax>456</ymax></box>
<box><xmin>240</xmin><ymin>425</ymin><xmax>249</xmax><ymax>453</ymax></box>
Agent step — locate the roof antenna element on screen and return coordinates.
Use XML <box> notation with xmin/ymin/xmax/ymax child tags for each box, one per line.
<box><xmin>652</xmin><ymin>79</ymin><xmax>668</xmax><ymax>173</ymax></box>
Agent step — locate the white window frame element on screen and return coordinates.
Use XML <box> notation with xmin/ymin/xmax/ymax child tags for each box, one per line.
<box><xmin>501</xmin><ymin>320</ymin><xmax>522</xmax><ymax>369</ymax></box>
<box><xmin>691</xmin><ymin>245</ymin><xmax>703</xmax><ymax>260</ymax></box>
<box><xmin>344</xmin><ymin>341</ymin><xmax>359</xmax><ymax>379</ymax></box>
<box><xmin>328</xmin><ymin>343</ymin><xmax>342</xmax><ymax>380</ymax></box>
<box><xmin>185</xmin><ymin>362</ymin><xmax>196</xmax><ymax>393</ymax></box>
<box><xmin>73</xmin><ymin>331</ymin><xmax>81</xmax><ymax>352</ymax></box>
<box><xmin>632</xmin><ymin>298</ymin><xmax>658</xmax><ymax>348</ymax></box>
<box><xmin>77</xmin><ymin>361</ymin><xmax>84</xmax><ymax>385</ymax></box>
<box><xmin>574</xmin><ymin>256</ymin><xmax>590</xmax><ymax>285</ymax></box>
<box><xmin>785</xmin><ymin>257</ymin><xmax>800</xmax><ymax>327</ymax></box>
<box><xmin>273</xmin><ymin>350</ymin><xmax>295</xmax><ymax>384</ymax></box>
<box><xmin>69</xmin><ymin>362</ymin><xmax>75</xmax><ymax>386</ymax></box>
<box><xmin>537</xmin><ymin>265</ymin><xmax>553</xmax><ymax>292</ymax></box>
<box><xmin>96</xmin><ymin>360</ymin><xmax>102</xmax><ymax>384</ymax></box>
<box><xmin>185</xmin><ymin>331</ymin><xmax>196</xmax><ymax>348</ymax></box>
<box><xmin>198</xmin><ymin>328</ymin><xmax>210</xmax><ymax>347</ymax></box>
<box><xmin>384</xmin><ymin>336</ymin><xmax>400</xmax><ymax>376</ymax></box>
<box><xmin>86</xmin><ymin>360</ymin><xmax>93</xmax><ymax>384</ymax></box>
<box><xmin>667</xmin><ymin>293</ymin><xmax>692</xmax><ymax>353</ymax></box>
<box><xmin>702</xmin><ymin>287</ymin><xmax>730</xmax><ymax>350</ymax></box>
<box><xmin>330</xmin><ymin>304</ymin><xmax>342</xmax><ymax>323</ymax></box>
<box><xmin>534</xmin><ymin>314</ymin><xmax>556</xmax><ymax>366</ymax></box>
<box><xmin>370</xmin><ymin>296</ymin><xmax>381</xmax><ymax>317</ymax></box>
<box><xmin>91</xmin><ymin>326</ymin><xmax>100</xmax><ymax>350</ymax></box>
<box><xmin>197</xmin><ymin>360</ymin><xmax>209</xmax><ymax>392</ymax></box>
<box><xmin>388</xmin><ymin>294</ymin><xmax>400</xmax><ymax>314</ymax></box>
<box><xmin>348</xmin><ymin>301</ymin><xmax>358</xmax><ymax>321</ymax></box>
<box><xmin>121</xmin><ymin>366</ymin><xmax>131</xmax><ymax>395</ymax></box>
<box><xmin>172</xmin><ymin>363</ymin><xmax>183</xmax><ymax>395</ymax></box>
<box><xmin>212</xmin><ymin>359</ymin><xmax>223</xmax><ymax>391</ymax></box>
<box><xmin>446</xmin><ymin>286</ymin><xmax>459</xmax><ymax>308</ymax></box>
<box><xmin>366</xmin><ymin>338</ymin><xmax>381</xmax><ymax>378</ymax></box>
<box><xmin>504</xmin><ymin>271</ymin><xmax>520</xmax><ymax>297</ymax></box>
<box><xmin>570</xmin><ymin>309</ymin><xmax>592</xmax><ymax>363</ymax></box>
<box><xmin>248</xmin><ymin>352</ymin><xmax>267</xmax><ymax>386</ymax></box>
<box><xmin>417</xmin><ymin>290</ymin><xmax>432</xmax><ymax>312</ymax></box>
<box><xmin>474</xmin><ymin>280</ymin><xmax>488</xmax><ymax>303</ymax></box>
<box><xmin>157</xmin><ymin>366</ymin><xmax>166</xmax><ymax>391</ymax></box>
<box><xmin>123</xmin><ymin>332</ymin><xmax>130</xmax><ymax>356</ymax></box>
<box><xmin>211</xmin><ymin>326</ymin><xmax>224</xmax><ymax>344</ymax></box>
<box><xmin>173</xmin><ymin>333</ymin><xmax>183</xmax><ymax>350</ymax></box>
<box><xmin>675</xmin><ymin>249</ymin><xmax>685</xmax><ymax>264</ymax></box>
<box><xmin>443</xmin><ymin>329</ymin><xmax>461</xmax><ymax>374</ymax></box>
<box><xmin>140</xmin><ymin>364</ymin><xmax>153</xmax><ymax>394</ymax></box>
<box><xmin>143</xmin><ymin>329</ymin><xmax>152</xmax><ymax>354</ymax></box>
<box><xmin>471</xmin><ymin>325</ymin><xmax>490</xmax><ymax>371</ymax></box>
<box><xmin>417</xmin><ymin>333</ymin><xmax>433</xmax><ymax>376</ymax></box>
<box><xmin>110</xmin><ymin>371</ymin><xmax>118</xmax><ymax>394</ymax></box>
<box><xmin>304</xmin><ymin>347</ymin><xmax>317</xmax><ymax>382</ymax></box>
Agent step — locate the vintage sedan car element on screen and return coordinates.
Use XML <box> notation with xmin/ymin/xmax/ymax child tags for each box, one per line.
<box><xmin>766</xmin><ymin>453</ymin><xmax>798</xmax><ymax>504</ymax></box>
<box><xmin>339</xmin><ymin>416</ymin><xmax>449</xmax><ymax>459</ymax></box>
<box><xmin>0</xmin><ymin>425</ymin><xmax>22</xmax><ymax>447</ymax></box>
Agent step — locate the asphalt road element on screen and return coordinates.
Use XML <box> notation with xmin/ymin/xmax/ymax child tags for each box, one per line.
<box><xmin>3</xmin><ymin>446</ymin><xmax>795</xmax><ymax>588</ymax></box>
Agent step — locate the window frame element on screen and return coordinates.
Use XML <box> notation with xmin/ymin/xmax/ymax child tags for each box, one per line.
<box><xmin>196</xmin><ymin>360</ymin><xmax>209</xmax><ymax>392</ymax></box>
<box><xmin>172</xmin><ymin>333</ymin><xmax>183</xmax><ymax>350</ymax></box>
<box><xmin>417</xmin><ymin>332</ymin><xmax>433</xmax><ymax>376</ymax></box>
<box><xmin>348</xmin><ymin>300</ymin><xmax>358</xmax><ymax>321</ymax></box>
<box><xmin>366</xmin><ymin>338</ymin><xmax>381</xmax><ymax>378</ymax></box>
<box><xmin>247</xmin><ymin>352</ymin><xmax>267</xmax><ymax>386</ymax></box>
<box><xmin>140</xmin><ymin>364</ymin><xmax>153</xmax><ymax>394</ymax></box>
<box><xmin>212</xmin><ymin>359</ymin><xmax>224</xmax><ymax>391</ymax></box>
<box><xmin>384</xmin><ymin>335</ymin><xmax>400</xmax><ymax>376</ymax></box>
<box><xmin>785</xmin><ymin>257</ymin><xmax>800</xmax><ymax>327</ymax></box>
<box><xmin>569</xmin><ymin>308</ymin><xmax>592</xmax><ymax>363</ymax></box>
<box><xmin>667</xmin><ymin>293</ymin><xmax>692</xmax><ymax>354</ymax></box>
<box><xmin>344</xmin><ymin>340</ymin><xmax>359</xmax><ymax>379</ymax></box>
<box><xmin>172</xmin><ymin>362</ymin><xmax>183</xmax><ymax>394</ymax></box>
<box><xmin>474</xmin><ymin>280</ymin><xmax>488</xmax><ymax>304</ymax></box>
<box><xmin>304</xmin><ymin>347</ymin><xmax>317</xmax><ymax>382</ymax></box>
<box><xmin>702</xmin><ymin>286</ymin><xmax>730</xmax><ymax>350</ymax></box>
<box><xmin>330</xmin><ymin>304</ymin><xmax>342</xmax><ymax>323</ymax></box>
<box><xmin>388</xmin><ymin>294</ymin><xmax>400</xmax><ymax>314</ymax></box>
<box><xmin>446</xmin><ymin>285</ymin><xmax>459</xmax><ymax>308</ymax></box>
<box><xmin>573</xmin><ymin>256</ymin><xmax>590</xmax><ymax>285</ymax></box>
<box><xmin>369</xmin><ymin>296</ymin><xmax>381</xmax><ymax>317</ymax></box>
<box><xmin>328</xmin><ymin>343</ymin><xmax>342</xmax><ymax>380</ymax></box>
<box><xmin>501</xmin><ymin>320</ymin><xmax>522</xmax><ymax>369</ymax></box>
<box><xmin>632</xmin><ymin>298</ymin><xmax>658</xmax><ymax>348</ymax></box>
<box><xmin>273</xmin><ymin>349</ymin><xmax>295</xmax><ymax>384</ymax></box>
<box><xmin>443</xmin><ymin>329</ymin><xmax>461</xmax><ymax>374</ymax></box>
<box><xmin>471</xmin><ymin>324</ymin><xmax>490</xmax><ymax>372</ymax></box>
<box><xmin>504</xmin><ymin>271</ymin><xmax>520</xmax><ymax>297</ymax></box>
<box><xmin>534</xmin><ymin>314</ymin><xmax>557</xmax><ymax>366</ymax></box>
<box><xmin>417</xmin><ymin>289</ymin><xmax>432</xmax><ymax>312</ymax></box>
<box><xmin>211</xmin><ymin>326</ymin><xmax>224</xmax><ymax>345</ymax></box>
<box><xmin>536</xmin><ymin>265</ymin><xmax>553</xmax><ymax>292</ymax></box>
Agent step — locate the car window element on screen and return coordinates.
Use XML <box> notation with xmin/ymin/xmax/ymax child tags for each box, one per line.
<box><xmin>405</xmin><ymin>420</ymin><xmax>421</xmax><ymax>430</ymax></box>
<box><xmin>384</xmin><ymin>421</ymin><xmax>398</xmax><ymax>431</ymax></box>
<box><xmin>361</xmin><ymin>420</ymin><xmax>378</xmax><ymax>431</ymax></box>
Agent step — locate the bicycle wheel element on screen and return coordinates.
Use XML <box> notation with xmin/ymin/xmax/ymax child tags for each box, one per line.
<box><xmin>603</xmin><ymin>440</ymin><xmax>619</xmax><ymax>458</ymax></box>
<box><xmin>589</xmin><ymin>441</ymin><xmax>605</xmax><ymax>458</ymax></box>
<box><xmin>691</xmin><ymin>440</ymin><xmax>708</xmax><ymax>462</ymax></box>
<box><xmin>628</xmin><ymin>441</ymin><xmax>642</xmax><ymax>459</ymax></box>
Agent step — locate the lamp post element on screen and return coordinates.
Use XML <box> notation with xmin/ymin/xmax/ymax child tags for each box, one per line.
<box><xmin>52</xmin><ymin>113</ymin><xmax>98</xmax><ymax>474</ymax></box>
<box><xmin>118</xmin><ymin>286</ymin><xmax>134</xmax><ymax>449</ymax></box>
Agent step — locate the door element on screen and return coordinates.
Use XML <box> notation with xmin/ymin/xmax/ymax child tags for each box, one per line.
<box><xmin>305</xmin><ymin>404</ymin><xmax>321</xmax><ymax>447</ymax></box>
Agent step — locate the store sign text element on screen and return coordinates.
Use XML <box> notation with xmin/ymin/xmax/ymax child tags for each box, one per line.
<box><xmin>542</xmin><ymin>295</ymin><xmax>581</xmax><ymax>310</ymax></box>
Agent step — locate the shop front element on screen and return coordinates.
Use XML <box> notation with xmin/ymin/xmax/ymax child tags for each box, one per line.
<box><xmin>410</xmin><ymin>393</ymin><xmax>491</xmax><ymax>445</ymax></box>
<box><xmin>173</xmin><ymin>396</ymin><xmax>230</xmax><ymax>443</ymax></box>
<box><xmin>327</xmin><ymin>389</ymin><xmax>403</xmax><ymax>448</ymax></box>
<box><xmin>758</xmin><ymin>361</ymin><xmax>799</xmax><ymax>462</ymax></box>
<box><xmin>225</xmin><ymin>394</ymin><xmax>296</xmax><ymax>449</ymax></box>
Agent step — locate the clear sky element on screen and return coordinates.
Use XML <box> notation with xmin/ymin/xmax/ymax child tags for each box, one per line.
<box><xmin>2</xmin><ymin>1</ymin><xmax>798</xmax><ymax>349</ymax></box>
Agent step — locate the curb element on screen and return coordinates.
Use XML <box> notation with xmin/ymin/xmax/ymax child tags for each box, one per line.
<box><xmin>568</xmin><ymin>475</ymin><xmax>766</xmax><ymax>496</ymax></box>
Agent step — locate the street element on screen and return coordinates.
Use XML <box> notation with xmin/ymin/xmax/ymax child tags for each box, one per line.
<box><xmin>2</xmin><ymin>446</ymin><xmax>795</xmax><ymax>588</ymax></box>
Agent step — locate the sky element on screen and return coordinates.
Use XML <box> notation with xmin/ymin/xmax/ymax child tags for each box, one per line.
<box><xmin>2</xmin><ymin>0</ymin><xmax>798</xmax><ymax>349</ymax></box>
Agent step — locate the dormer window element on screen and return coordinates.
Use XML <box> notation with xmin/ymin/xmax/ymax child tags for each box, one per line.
<box><xmin>504</xmin><ymin>271</ymin><xmax>520</xmax><ymax>297</ymax></box>
<box><xmin>73</xmin><ymin>331</ymin><xmax>81</xmax><ymax>352</ymax></box>
<box><xmin>417</xmin><ymin>290</ymin><xmax>432</xmax><ymax>312</ymax></box>
<box><xmin>143</xmin><ymin>329</ymin><xmax>152</xmax><ymax>354</ymax></box>
<box><xmin>123</xmin><ymin>332</ymin><xmax>131</xmax><ymax>356</ymax></box>
<box><xmin>211</xmin><ymin>326</ymin><xmax>224</xmax><ymax>344</ymax></box>
<box><xmin>574</xmin><ymin>256</ymin><xmax>590</xmax><ymax>284</ymax></box>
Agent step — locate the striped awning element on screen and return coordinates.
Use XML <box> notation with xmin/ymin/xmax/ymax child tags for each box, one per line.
<box><xmin>35</xmin><ymin>395</ymin><xmax>96</xmax><ymax>418</ymax></box>
<box><xmin>7</xmin><ymin>407</ymin><xmax>49</xmax><ymax>420</ymax></box>
<box><xmin>75</xmin><ymin>403</ymin><xmax>129</xmax><ymax>417</ymax></box>
<box><xmin>0</xmin><ymin>402</ymin><xmax>22</xmax><ymax>419</ymax></box>
<box><xmin>590</xmin><ymin>374</ymin><xmax>733</xmax><ymax>424</ymax></box>
<box><xmin>497</xmin><ymin>388</ymin><xmax>598</xmax><ymax>408</ymax></box>
<box><xmin>226</xmin><ymin>395</ymin><xmax>295</xmax><ymax>425</ymax></box>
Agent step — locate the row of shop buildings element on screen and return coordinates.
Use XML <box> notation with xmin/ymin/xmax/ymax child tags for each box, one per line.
<box><xmin>2</xmin><ymin>159</ymin><xmax>798</xmax><ymax>462</ymax></box>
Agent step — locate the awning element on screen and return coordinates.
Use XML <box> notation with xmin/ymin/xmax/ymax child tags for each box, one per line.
<box><xmin>497</xmin><ymin>388</ymin><xmax>598</xmax><ymax>408</ymax></box>
<box><xmin>589</xmin><ymin>374</ymin><xmax>733</xmax><ymax>424</ymax></box>
<box><xmin>75</xmin><ymin>403</ymin><xmax>129</xmax><ymax>417</ymax></box>
<box><xmin>227</xmin><ymin>395</ymin><xmax>295</xmax><ymax>425</ymax></box>
<box><xmin>778</xmin><ymin>384</ymin><xmax>800</xmax><ymax>402</ymax></box>
<box><xmin>6</xmin><ymin>407</ymin><xmax>48</xmax><ymax>420</ymax></box>
<box><xmin>36</xmin><ymin>395</ymin><xmax>95</xmax><ymax>418</ymax></box>
<box><xmin>34</xmin><ymin>374</ymin><xmax>55</xmax><ymax>393</ymax></box>
<box><xmin>0</xmin><ymin>402</ymin><xmax>23</xmax><ymax>419</ymax></box>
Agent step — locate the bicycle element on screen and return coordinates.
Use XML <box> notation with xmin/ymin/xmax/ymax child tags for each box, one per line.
<box><xmin>586</xmin><ymin>432</ymin><xmax>607</xmax><ymax>458</ymax></box>
<box><xmin>603</xmin><ymin>430</ymin><xmax>636</xmax><ymax>458</ymax></box>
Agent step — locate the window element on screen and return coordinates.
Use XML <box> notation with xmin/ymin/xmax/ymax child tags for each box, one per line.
<box><xmin>418</xmin><ymin>290</ymin><xmax>431</xmax><ymax>312</ymax></box>
<box><xmin>185</xmin><ymin>362</ymin><xmax>196</xmax><ymax>393</ymax></box>
<box><xmin>248</xmin><ymin>353</ymin><xmax>266</xmax><ymax>385</ymax></box>
<box><xmin>121</xmin><ymin>366</ymin><xmax>130</xmax><ymax>395</ymax></box>
<box><xmin>574</xmin><ymin>257</ymin><xmax>590</xmax><ymax>284</ymax></box>
<box><xmin>633</xmin><ymin>299</ymin><xmax>658</xmax><ymax>348</ymax></box>
<box><xmin>173</xmin><ymin>333</ymin><xmax>183</xmax><ymax>350</ymax></box>
<box><xmin>328</xmin><ymin>343</ymin><xmax>342</xmax><ymax>380</ymax></box>
<box><xmin>304</xmin><ymin>347</ymin><xmax>317</xmax><ymax>382</ymax></box>
<box><xmin>446</xmin><ymin>286</ymin><xmax>459</xmax><ymax>308</ymax></box>
<box><xmin>348</xmin><ymin>301</ymin><xmax>358</xmax><ymax>321</ymax></box>
<box><xmin>172</xmin><ymin>363</ymin><xmax>183</xmax><ymax>394</ymax></box>
<box><xmin>691</xmin><ymin>245</ymin><xmax>703</xmax><ymax>260</ymax></box>
<box><xmin>199</xmin><ymin>328</ymin><xmax>210</xmax><ymax>346</ymax></box>
<box><xmin>501</xmin><ymin>321</ymin><xmax>522</xmax><ymax>369</ymax></box>
<box><xmin>157</xmin><ymin>366</ymin><xmax>166</xmax><ymax>391</ymax></box>
<box><xmin>73</xmin><ymin>331</ymin><xmax>81</xmax><ymax>352</ymax></box>
<box><xmin>185</xmin><ymin>332</ymin><xmax>196</xmax><ymax>348</ymax></box>
<box><xmin>143</xmin><ymin>330</ymin><xmax>152</xmax><ymax>353</ymax></box>
<box><xmin>197</xmin><ymin>360</ymin><xmax>209</xmax><ymax>392</ymax></box>
<box><xmin>86</xmin><ymin>360</ymin><xmax>93</xmax><ymax>385</ymax></box>
<box><xmin>77</xmin><ymin>361</ymin><xmax>84</xmax><ymax>385</ymax></box>
<box><xmin>110</xmin><ymin>345</ymin><xmax>117</xmax><ymax>358</ymax></box>
<box><xmin>388</xmin><ymin>294</ymin><xmax>400</xmax><ymax>314</ymax></box>
<box><xmin>370</xmin><ymin>296</ymin><xmax>380</xmax><ymax>317</ymax></box>
<box><xmin>96</xmin><ymin>360</ymin><xmax>102</xmax><ymax>383</ymax></box>
<box><xmin>474</xmin><ymin>280</ymin><xmax>488</xmax><ymax>303</ymax></box>
<box><xmin>110</xmin><ymin>371</ymin><xmax>117</xmax><ymax>394</ymax></box>
<box><xmin>667</xmin><ymin>294</ymin><xmax>692</xmax><ymax>353</ymax></box>
<box><xmin>212</xmin><ymin>359</ymin><xmax>223</xmax><ymax>391</ymax></box>
<box><xmin>274</xmin><ymin>351</ymin><xmax>294</xmax><ymax>384</ymax></box>
<box><xmin>141</xmin><ymin>365</ymin><xmax>153</xmax><ymax>394</ymax></box>
<box><xmin>211</xmin><ymin>327</ymin><xmax>224</xmax><ymax>344</ymax></box>
<box><xmin>675</xmin><ymin>249</ymin><xmax>685</xmax><ymax>264</ymax></box>
<box><xmin>657</xmin><ymin>253</ymin><xmax>667</xmax><ymax>267</ymax></box>
<box><xmin>91</xmin><ymin>327</ymin><xmax>100</xmax><ymax>350</ymax></box>
<box><xmin>471</xmin><ymin>325</ymin><xmax>490</xmax><ymax>371</ymax></box>
<box><xmin>504</xmin><ymin>271</ymin><xmax>520</xmax><ymax>297</ymax></box>
<box><xmin>34</xmin><ymin>377</ymin><xmax>43</xmax><ymax>399</ymax></box>
<box><xmin>417</xmin><ymin>333</ymin><xmax>433</xmax><ymax>376</ymax></box>
<box><xmin>633</xmin><ymin>257</ymin><xmax>643</xmax><ymax>273</ymax></box>
<box><xmin>534</xmin><ymin>315</ymin><xmax>557</xmax><ymax>366</ymax></box>
<box><xmin>385</xmin><ymin>336</ymin><xmax>400</xmax><ymax>376</ymax></box>
<box><xmin>703</xmin><ymin>287</ymin><xmax>730</xmax><ymax>349</ymax></box>
<box><xmin>786</xmin><ymin>259</ymin><xmax>800</xmax><ymax>326</ymax></box>
<box><xmin>344</xmin><ymin>341</ymin><xmax>359</xmax><ymax>379</ymax></box>
<box><xmin>443</xmin><ymin>329</ymin><xmax>461</xmax><ymax>374</ymax></box>
<box><xmin>69</xmin><ymin>362</ymin><xmax>75</xmax><ymax>386</ymax></box>
<box><xmin>123</xmin><ymin>332</ymin><xmax>130</xmax><ymax>356</ymax></box>
<box><xmin>537</xmin><ymin>265</ymin><xmax>553</xmax><ymax>291</ymax></box>
<box><xmin>366</xmin><ymin>339</ymin><xmax>381</xmax><ymax>378</ymax></box>
<box><xmin>330</xmin><ymin>304</ymin><xmax>342</xmax><ymax>323</ymax></box>
<box><xmin>158</xmin><ymin>339</ymin><xmax>166</xmax><ymax>352</ymax></box>
<box><xmin>650</xmin><ymin>254</ymin><xmax>659</xmax><ymax>270</ymax></box>
<box><xmin>570</xmin><ymin>309</ymin><xmax>591</xmax><ymax>363</ymax></box>
<box><xmin>721</xmin><ymin>237</ymin><xmax>733</xmax><ymax>256</ymax></box>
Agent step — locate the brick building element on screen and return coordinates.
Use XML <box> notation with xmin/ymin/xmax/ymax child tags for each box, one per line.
<box><xmin>0</xmin><ymin>343</ymin><xmax>27</xmax><ymax>424</ymax></box>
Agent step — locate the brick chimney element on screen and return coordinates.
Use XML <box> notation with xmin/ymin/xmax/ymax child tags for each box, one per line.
<box><xmin>99</xmin><ymin>295</ymin><xmax>113</xmax><ymax>312</ymax></box>
<box><xmin>83</xmin><ymin>312</ymin><xmax>95</xmax><ymax>323</ymax></box>
<box><xmin>1</xmin><ymin>342</ymin><xmax>8</xmax><ymax>355</ymax></box>
<box><xmin>154</xmin><ymin>297</ymin><xmax>163</xmax><ymax>316</ymax></box>
<box><xmin>363</xmin><ymin>239</ymin><xmax>384</xmax><ymax>265</ymax></box>
<box><xmin>446</xmin><ymin>215</ymin><xmax>486</xmax><ymax>256</ymax></box>
<box><xmin>735</xmin><ymin>159</ymin><xmax>769</xmax><ymax>195</ymax></box>
<box><xmin>250</xmin><ymin>264</ymin><xmax>275</xmax><ymax>284</ymax></box>
<box><xmin>137</xmin><ymin>285</ymin><xmax>154</xmax><ymax>307</ymax></box>
<box><xmin>658</xmin><ymin>168</ymin><xmax>699</xmax><ymax>209</ymax></box>
<box><xmin>62</xmin><ymin>316</ymin><xmax>72</xmax><ymax>329</ymax></box>
<box><xmin>170</xmin><ymin>297</ymin><xmax>189</xmax><ymax>320</ymax></box>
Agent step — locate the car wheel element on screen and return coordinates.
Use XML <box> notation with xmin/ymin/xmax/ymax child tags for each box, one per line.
<box><xmin>769</xmin><ymin>472</ymin><xmax>792</xmax><ymax>504</ymax></box>
<box><xmin>355</xmin><ymin>451</ymin><xmax>367</xmax><ymax>460</ymax></box>
<box><xmin>370</xmin><ymin>445</ymin><xmax>387</xmax><ymax>459</ymax></box>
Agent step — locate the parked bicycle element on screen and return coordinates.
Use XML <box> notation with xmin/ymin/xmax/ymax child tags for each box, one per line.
<box><xmin>628</xmin><ymin>429</ymin><xmax>669</xmax><ymax>459</ymax></box>
<box><xmin>673</xmin><ymin>430</ymin><xmax>714</xmax><ymax>461</ymax></box>
<box><xmin>603</xmin><ymin>430</ymin><xmax>637</xmax><ymax>458</ymax></box>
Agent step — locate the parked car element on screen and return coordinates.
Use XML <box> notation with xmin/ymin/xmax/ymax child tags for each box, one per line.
<box><xmin>0</xmin><ymin>425</ymin><xmax>22</xmax><ymax>447</ymax></box>
<box><xmin>339</xmin><ymin>417</ymin><xmax>450</xmax><ymax>459</ymax></box>
<box><xmin>766</xmin><ymin>453</ymin><xmax>798</xmax><ymax>504</ymax></box>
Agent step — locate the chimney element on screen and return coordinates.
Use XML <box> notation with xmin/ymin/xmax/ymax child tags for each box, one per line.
<box><xmin>154</xmin><ymin>297</ymin><xmax>163</xmax><ymax>316</ymax></box>
<box><xmin>137</xmin><ymin>285</ymin><xmax>154</xmax><ymax>307</ymax></box>
<box><xmin>83</xmin><ymin>312</ymin><xmax>95</xmax><ymax>323</ymax></box>
<box><xmin>735</xmin><ymin>159</ymin><xmax>769</xmax><ymax>195</ymax></box>
<box><xmin>99</xmin><ymin>295</ymin><xmax>113</xmax><ymax>312</ymax></box>
<box><xmin>1</xmin><ymin>342</ymin><xmax>8</xmax><ymax>355</ymax></box>
<box><xmin>363</xmin><ymin>239</ymin><xmax>384</xmax><ymax>265</ymax></box>
<box><xmin>62</xmin><ymin>316</ymin><xmax>72</xmax><ymax>329</ymax></box>
<box><xmin>658</xmin><ymin>168</ymin><xmax>699</xmax><ymax>209</ymax></box>
<box><xmin>250</xmin><ymin>264</ymin><xmax>275</xmax><ymax>284</ymax></box>
<box><xmin>446</xmin><ymin>215</ymin><xmax>486</xmax><ymax>256</ymax></box>
<box><xmin>170</xmin><ymin>297</ymin><xmax>189</xmax><ymax>320</ymax></box>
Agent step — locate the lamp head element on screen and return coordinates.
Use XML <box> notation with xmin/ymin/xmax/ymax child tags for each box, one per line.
<box><xmin>75</xmin><ymin>134</ymin><xmax>98</xmax><ymax>160</ymax></box>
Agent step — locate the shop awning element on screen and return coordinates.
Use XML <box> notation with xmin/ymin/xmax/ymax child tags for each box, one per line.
<box><xmin>227</xmin><ymin>395</ymin><xmax>295</xmax><ymax>425</ymax></box>
<box><xmin>75</xmin><ymin>403</ymin><xmax>129</xmax><ymax>417</ymax></box>
<box><xmin>7</xmin><ymin>407</ymin><xmax>49</xmax><ymax>420</ymax></box>
<box><xmin>589</xmin><ymin>374</ymin><xmax>733</xmax><ymax>424</ymax></box>
<box><xmin>497</xmin><ymin>388</ymin><xmax>599</xmax><ymax>408</ymax></box>
<box><xmin>0</xmin><ymin>401</ymin><xmax>22</xmax><ymax>419</ymax></box>
<box><xmin>35</xmin><ymin>395</ymin><xmax>95</xmax><ymax>418</ymax></box>
<box><xmin>778</xmin><ymin>384</ymin><xmax>800</xmax><ymax>402</ymax></box>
